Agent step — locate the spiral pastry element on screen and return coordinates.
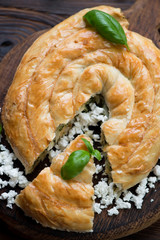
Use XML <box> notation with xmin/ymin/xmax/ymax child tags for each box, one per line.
<box><xmin>2</xmin><ymin>6</ymin><xmax>160</xmax><ymax>189</ymax></box>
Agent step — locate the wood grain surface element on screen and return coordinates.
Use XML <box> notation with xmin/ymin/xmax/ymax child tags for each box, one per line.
<box><xmin>0</xmin><ymin>0</ymin><xmax>134</xmax><ymax>15</ymax></box>
<box><xmin>0</xmin><ymin>0</ymin><xmax>160</xmax><ymax>239</ymax></box>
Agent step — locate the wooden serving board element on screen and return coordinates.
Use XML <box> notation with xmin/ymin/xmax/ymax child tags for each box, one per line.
<box><xmin>0</xmin><ymin>0</ymin><xmax>160</xmax><ymax>239</ymax></box>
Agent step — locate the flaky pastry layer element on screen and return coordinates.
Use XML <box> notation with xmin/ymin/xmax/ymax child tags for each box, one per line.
<box><xmin>15</xmin><ymin>135</ymin><xmax>95</xmax><ymax>232</ymax></box>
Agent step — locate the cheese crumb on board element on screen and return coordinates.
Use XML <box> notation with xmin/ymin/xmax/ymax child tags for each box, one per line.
<box><xmin>0</xmin><ymin>190</ymin><xmax>17</xmax><ymax>209</ymax></box>
<box><xmin>108</xmin><ymin>207</ymin><xmax>119</xmax><ymax>216</ymax></box>
<box><xmin>93</xmin><ymin>165</ymin><xmax>160</xmax><ymax>214</ymax></box>
<box><xmin>153</xmin><ymin>165</ymin><xmax>160</xmax><ymax>180</ymax></box>
<box><xmin>0</xmin><ymin>143</ymin><xmax>29</xmax><ymax>208</ymax></box>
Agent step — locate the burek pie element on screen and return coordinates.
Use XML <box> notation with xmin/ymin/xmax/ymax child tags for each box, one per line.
<box><xmin>2</xmin><ymin>5</ymin><xmax>160</xmax><ymax>192</ymax></box>
<box><xmin>15</xmin><ymin>135</ymin><xmax>95</xmax><ymax>232</ymax></box>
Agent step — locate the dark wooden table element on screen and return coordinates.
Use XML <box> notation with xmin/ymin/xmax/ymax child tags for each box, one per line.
<box><xmin>0</xmin><ymin>0</ymin><xmax>160</xmax><ymax>239</ymax></box>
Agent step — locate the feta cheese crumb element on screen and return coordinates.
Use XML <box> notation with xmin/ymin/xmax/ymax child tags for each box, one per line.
<box><xmin>0</xmin><ymin>190</ymin><xmax>17</xmax><ymax>209</ymax></box>
<box><xmin>148</xmin><ymin>176</ymin><xmax>157</xmax><ymax>183</ymax></box>
<box><xmin>18</xmin><ymin>175</ymin><xmax>29</xmax><ymax>188</ymax></box>
<box><xmin>123</xmin><ymin>191</ymin><xmax>132</xmax><ymax>202</ymax></box>
<box><xmin>0</xmin><ymin>136</ymin><xmax>29</xmax><ymax>208</ymax></box>
<box><xmin>148</xmin><ymin>183</ymin><xmax>155</xmax><ymax>188</ymax></box>
<box><xmin>153</xmin><ymin>165</ymin><xmax>160</xmax><ymax>180</ymax></box>
<box><xmin>95</xmin><ymin>164</ymin><xmax>103</xmax><ymax>174</ymax></box>
<box><xmin>116</xmin><ymin>198</ymin><xmax>131</xmax><ymax>209</ymax></box>
<box><xmin>93</xmin><ymin>203</ymin><xmax>102</xmax><ymax>214</ymax></box>
<box><xmin>108</xmin><ymin>207</ymin><xmax>119</xmax><ymax>216</ymax></box>
<box><xmin>0</xmin><ymin>179</ymin><xmax>8</xmax><ymax>188</ymax></box>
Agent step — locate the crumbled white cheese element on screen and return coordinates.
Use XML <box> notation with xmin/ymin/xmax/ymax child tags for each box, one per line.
<box><xmin>92</xmin><ymin>134</ymin><xmax>100</xmax><ymax>141</ymax></box>
<box><xmin>0</xmin><ymin>190</ymin><xmax>17</xmax><ymax>209</ymax></box>
<box><xmin>93</xmin><ymin>161</ymin><xmax>160</xmax><ymax>215</ymax></box>
<box><xmin>147</xmin><ymin>176</ymin><xmax>157</xmax><ymax>189</ymax></box>
<box><xmin>58</xmin><ymin>136</ymin><xmax>69</xmax><ymax>149</ymax></box>
<box><xmin>123</xmin><ymin>191</ymin><xmax>132</xmax><ymax>202</ymax></box>
<box><xmin>94</xmin><ymin>181</ymin><xmax>109</xmax><ymax>199</ymax></box>
<box><xmin>135</xmin><ymin>178</ymin><xmax>149</xmax><ymax>195</ymax></box>
<box><xmin>49</xmin><ymin>149</ymin><xmax>61</xmax><ymax>160</ymax></box>
<box><xmin>130</xmin><ymin>195</ymin><xmax>144</xmax><ymax>209</ymax></box>
<box><xmin>94</xmin><ymin>180</ymin><xmax>122</xmax><ymax>214</ymax></box>
<box><xmin>48</xmin><ymin>101</ymin><xmax>108</xmax><ymax>160</ymax></box>
<box><xmin>95</xmin><ymin>164</ymin><xmax>103</xmax><ymax>174</ymax></box>
<box><xmin>0</xmin><ymin>179</ymin><xmax>8</xmax><ymax>188</ymax></box>
<box><xmin>108</xmin><ymin>207</ymin><xmax>119</xmax><ymax>216</ymax></box>
<box><xmin>93</xmin><ymin>203</ymin><xmax>102</xmax><ymax>214</ymax></box>
<box><xmin>18</xmin><ymin>174</ymin><xmax>29</xmax><ymax>188</ymax></box>
<box><xmin>116</xmin><ymin>198</ymin><xmax>131</xmax><ymax>209</ymax></box>
<box><xmin>0</xmin><ymin>140</ymin><xmax>29</xmax><ymax>208</ymax></box>
<box><xmin>153</xmin><ymin>165</ymin><xmax>160</xmax><ymax>180</ymax></box>
<box><xmin>148</xmin><ymin>183</ymin><xmax>155</xmax><ymax>189</ymax></box>
<box><xmin>148</xmin><ymin>176</ymin><xmax>157</xmax><ymax>183</ymax></box>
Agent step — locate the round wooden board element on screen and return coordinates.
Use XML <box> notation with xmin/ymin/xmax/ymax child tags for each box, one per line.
<box><xmin>0</xmin><ymin>1</ymin><xmax>160</xmax><ymax>239</ymax></box>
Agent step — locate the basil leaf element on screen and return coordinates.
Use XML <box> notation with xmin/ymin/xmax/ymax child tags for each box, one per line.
<box><xmin>92</xmin><ymin>149</ymin><xmax>101</xmax><ymax>161</ymax></box>
<box><xmin>81</xmin><ymin>138</ymin><xmax>94</xmax><ymax>153</ymax></box>
<box><xmin>61</xmin><ymin>150</ymin><xmax>90</xmax><ymax>180</ymax></box>
<box><xmin>81</xmin><ymin>138</ymin><xmax>101</xmax><ymax>161</ymax></box>
<box><xmin>84</xmin><ymin>10</ymin><xmax>129</xmax><ymax>50</ymax></box>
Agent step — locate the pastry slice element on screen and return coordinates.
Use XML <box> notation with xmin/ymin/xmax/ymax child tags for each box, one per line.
<box><xmin>15</xmin><ymin>135</ymin><xmax>96</xmax><ymax>232</ymax></box>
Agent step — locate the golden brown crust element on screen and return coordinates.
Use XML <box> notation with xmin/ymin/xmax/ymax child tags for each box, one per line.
<box><xmin>106</xmin><ymin>31</ymin><xmax>160</xmax><ymax>189</ymax></box>
<box><xmin>2</xmin><ymin>5</ymin><xmax>160</xmax><ymax>189</ymax></box>
<box><xmin>15</xmin><ymin>135</ymin><xmax>95</xmax><ymax>232</ymax></box>
<box><xmin>2</xmin><ymin>5</ymin><xmax>128</xmax><ymax>174</ymax></box>
<box><xmin>2</xmin><ymin>5</ymin><xmax>128</xmax><ymax>173</ymax></box>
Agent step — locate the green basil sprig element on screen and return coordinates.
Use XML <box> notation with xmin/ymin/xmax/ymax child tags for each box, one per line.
<box><xmin>61</xmin><ymin>138</ymin><xmax>101</xmax><ymax>180</ymax></box>
<box><xmin>83</xmin><ymin>10</ymin><xmax>129</xmax><ymax>50</ymax></box>
<box><xmin>81</xmin><ymin>138</ymin><xmax>101</xmax><ymax>161</ymax></box>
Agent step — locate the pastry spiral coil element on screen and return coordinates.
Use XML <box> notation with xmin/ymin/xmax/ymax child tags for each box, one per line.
<box><xmin>2</xmin><ymin>6</ymin><xmax>160</xmax><ymax>189</ymax></box>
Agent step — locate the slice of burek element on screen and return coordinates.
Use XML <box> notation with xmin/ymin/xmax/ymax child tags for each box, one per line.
<box><xmin>15</xmin><ymin>135</ymin><xmax>96</xmax><ymax>232</ymax></box>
